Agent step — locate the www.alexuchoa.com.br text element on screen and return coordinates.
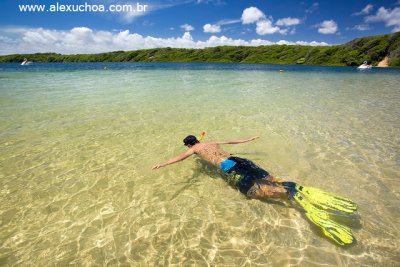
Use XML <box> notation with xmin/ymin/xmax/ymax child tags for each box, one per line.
<box><xmin>18</xmin><ymin>2</ymin><xmax>148</xmax><ymax>13</ymax></box>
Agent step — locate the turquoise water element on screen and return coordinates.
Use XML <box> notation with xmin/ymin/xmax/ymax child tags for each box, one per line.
<box><xmin>0</xmin><ymin>63</ymin><xmax>399</xmax><ymax>266</ymax></box>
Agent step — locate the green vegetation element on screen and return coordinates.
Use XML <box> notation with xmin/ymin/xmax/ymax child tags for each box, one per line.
<box><xmin>1</xmin><ymin>32</ymin><xmax>399</xmax><ymax>67</ymax></box>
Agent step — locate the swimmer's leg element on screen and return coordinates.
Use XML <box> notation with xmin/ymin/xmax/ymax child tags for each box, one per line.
<box><xmin>246</xmin><ymin>179</ymin><xmax>288</xmax><ymax>199</ymax></box>
<box><xmin>263</xmin><ymin>175</ymin><xmax>283</xmax><ymax>183</ymax></box>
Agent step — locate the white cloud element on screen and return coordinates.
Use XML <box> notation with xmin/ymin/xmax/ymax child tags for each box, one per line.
<box><xmin>0</xmin><ymin>35</ymin><xmax>16</xmax><ymax>44</ymax></box>
<box><xmin>203</xmin><ymin>24</ymin><xmax>221</xmax><ymax>33</ymax></box>
<box><xmin>241</xmin><ymin>7</ymin><xmax>265</xmax><ymax>24</ymax></box>
<box><xmin>365</xmin><ymin>6</ymin><xmax>400</xmax><ymax>32</ymax></box>
<box><xmin>353</xmin><ymin>4</ymin><xmax>374</xmax><ymax>16</ymax></box>
<box><xmin>202</xmin><ymin>19</ymin><xmax>240</xmax><ymax>33</ymax></box>
<box><xmin>117</xmin><ymin>1</ymin><xmax>193</xmax><ymax>23</ymax></box>
<box><xmin>241</xmin><ymin>7</ymin><xmax>299</xmax><ymax>36</ymax></box>
<box><xmin>180</xmin><ymin>24</ymin><xmax>194</xmax><ymax>31</ymax></box>
<box><xmin>278</xmin><ymin>29</ymin><xmax>289</xmax><ymax>35</ymax></box>
<box><xmin>120</xmin><ymin>11</ymin><xmax>144</xmax><ymax>23</ymax></box>
<box><xmin>305</xmin><ymin>3</ymin><xmax>319</xmax><ymax>14</ymax></box>
<box><xmin>0</xmin><ymin>26</ymin><xmax>330</xmax><ymax>55</ymax></box>
<box><xmin>216</xmin><ymin>19</ymin><xmax>241</xmax><ymax>26</ymax></box>
<box><xmin>350</xmin><ymin>24</ymin><xmax>371</xmax><ymax>31</ymax></box>
<box><xmin>276</xmin><ymin>17</ymin><xmax>301</xmax><ymax>26</ymax></box>
<box><xmin>118</xmin><ymin>1</ymin><xmax>153</xmax><ymax>23</ymax></box>
<box><xmin>297</xmin><ymin>41</ymin><xmax>328</xmax><ymax>46</ymax></box>
<box><xmin>317</xmin><ymin>20</ymin><xmax>338</xmax><ymax>34</ymax></box>
<box><xmin>256</xmin><ymin>20</ymin><xmax>280</xmax><ymax>35</ymax></box>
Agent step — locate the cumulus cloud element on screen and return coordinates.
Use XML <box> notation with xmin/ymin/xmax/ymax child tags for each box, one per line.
<box><xmin>241</xmin><ymin>7</ymin><xmax>300</xmax><ymax>35</ymax></box>
<box><xmin>353</xmin><ymin>4</ymin><xmax>374</xmax><ymax>16</ymax></box>
<box><xmin>276</xmin><ymin>17</ymin><xmax>301</xmax><ymax>26</ymax></box>
<box><xmin>0</xmin><ymin>26</ymin><xmax>329</xmax><ymax>55</ymax></box>
<box><xmin>180</xmin><ymin>24</ymin><xmax>194</xmax><ymax>31</ymax></box>
<box><xmin>365</xmin><ymin>6</ymin><xmax>400</xmax><ymax>32</ymax></box>
<box><xmin>202</xmin><ymin>19</ymin><xmax>240</xmax><ymax>33</ymax></box>
<box><xmin>317</xmin><ymin>20</ymin><xmax>338</xmax><ymax>34</ymax></box>
<box><xmin>241</xmin><ymin>7</ymin><xmax>265</xmax><ymax>24</ymax></box>
<box><xmin>256</xmin><ymin>20</ymin><xmax>280</xmax><ymax>35</ymax></box>
<box><xmin>203</xmin><ymin>23</ymin><xmax>221</xmax><ymax>33</ymax></box>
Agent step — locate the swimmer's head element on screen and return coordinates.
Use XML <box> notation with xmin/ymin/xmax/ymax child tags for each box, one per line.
<box><xmin>183</xmin><ymin>135</ymin><xmax>199</xmax><ymax>147</ymax></box>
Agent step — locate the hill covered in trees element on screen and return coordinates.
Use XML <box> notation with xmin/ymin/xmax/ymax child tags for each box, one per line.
<box><xmin>1</xmin><ymin>32</ymin><xmax>399</xmax><ymax>67</ymax></box>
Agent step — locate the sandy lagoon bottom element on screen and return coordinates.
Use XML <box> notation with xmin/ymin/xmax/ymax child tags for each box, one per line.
<box><xmin>0</xmin><ymin>63</ymin><xmax>399</xmax><ymax>266</ymax></box>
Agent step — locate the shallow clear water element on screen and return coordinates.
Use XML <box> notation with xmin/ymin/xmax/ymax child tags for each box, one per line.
<box><xmin>0</xmin><ymin>63</ymin><xmax>399</xmax><ymax>266</ymax></box>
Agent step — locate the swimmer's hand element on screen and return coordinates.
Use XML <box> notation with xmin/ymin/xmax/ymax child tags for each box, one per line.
<box><xmin>152</xmin><ymin>164</ymin><xmax>164</xmax><ymax>170</ymax></box>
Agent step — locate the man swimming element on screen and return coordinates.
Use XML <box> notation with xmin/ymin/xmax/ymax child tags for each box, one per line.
<box><xmin>152</xmin><ymin>135</ymin><xmax>288</xmax><ymax>199</ymax></box>
<box><xmin>152</xmin><ymin>135</ymin><xmax>359</xmax><ymax>246</ymax></box>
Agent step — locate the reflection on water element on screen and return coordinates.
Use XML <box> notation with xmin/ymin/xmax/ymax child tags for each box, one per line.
<box><xmin>0</xmin><ymin>63</ymin><xmax>399</xmax><ymax>266</ymax></box>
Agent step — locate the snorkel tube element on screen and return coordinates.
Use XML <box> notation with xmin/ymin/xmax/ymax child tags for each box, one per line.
<box><xmin>198</xmin><ymin>131</ymin><xmax>206</xmax><ymax>142</ymax></box>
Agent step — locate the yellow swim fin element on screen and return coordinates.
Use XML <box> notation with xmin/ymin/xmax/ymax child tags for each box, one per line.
<box><xmin>293</xmin><ymin>192</ymin><xmax>354</xmax><ymax>246</ymax></box>
<box><xmin>295</xmin><ymin>184</ymin><xmax>357</xmax><ymax>214</ymax></box>
<box><xmin>282</xmin><ymin>182</ymin><xmax>357</xmax><ymax>215</ymax></box>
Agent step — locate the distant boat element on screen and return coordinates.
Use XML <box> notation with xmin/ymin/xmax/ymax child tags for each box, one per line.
<box><xmin>357</xmin><ymin>61</ymin><xmax>372</xmax><ymax>69</ymax></box>
<box><xmin>21</xmin><ymin>58</ymin><xmax>32</xmax><ymax>66</ymax></box>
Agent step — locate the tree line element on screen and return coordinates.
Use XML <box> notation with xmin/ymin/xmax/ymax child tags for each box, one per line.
<box><xmin>1</xmin><ymin>32</ymin><xmax>399</xmax><ymax>67</ymax></box>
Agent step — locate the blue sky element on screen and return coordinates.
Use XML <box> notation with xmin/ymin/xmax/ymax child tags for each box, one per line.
<box><xmin>0</xmin><ymin>0</ymin><xmax>399</xmax><ymax>54</ymax></box>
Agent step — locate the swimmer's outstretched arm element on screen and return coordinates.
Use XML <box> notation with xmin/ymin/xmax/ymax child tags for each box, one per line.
<box><xmin>215</xmin><ymin>136</ymin><xmax>259</xmax><ymax>145</ymax></box>
<box><xmin>152</xmin><ymin>149</ymin><xmax>194</xmax><ymax>170</ymax></box>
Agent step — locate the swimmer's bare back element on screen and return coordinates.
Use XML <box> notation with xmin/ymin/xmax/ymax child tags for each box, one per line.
<box><xmin>191</xmin><ymin>142</ymin><xmax>231</xmax><ymax>166</ymax></box>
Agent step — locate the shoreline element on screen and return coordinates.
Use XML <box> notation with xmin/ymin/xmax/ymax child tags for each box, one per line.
<box><xmin>2</xmin><ymin>61</ymin><xmax>400</xmax><ymax>69</ymax></box>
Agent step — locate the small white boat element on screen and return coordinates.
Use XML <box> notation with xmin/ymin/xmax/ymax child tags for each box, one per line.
<box><xmin>357</xmin><ymin>61</ymin><xmax>372</xmax><ymax>69</ymax></box>
<box><xmin>21</xmin><ymin>58</ymin><xmax>32</xmax><ymax>66</ymax></box>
